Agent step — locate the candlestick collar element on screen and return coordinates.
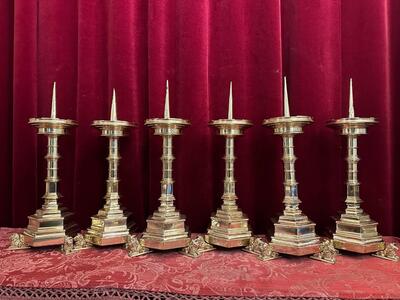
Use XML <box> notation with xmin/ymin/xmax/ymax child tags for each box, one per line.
<box><xmin>145</xmin><ymin>117</ymin><xmax>189</xmax><ymax>136</ymax></box>
<box><xmin>210</xmin><ymin>119</ymin><xmax>252</xmax><ymax>136</ymax></box>
<box><xmin>92</xmin><ymin>119</ymin><xmax>134</xmax><ymax>137</ymax></box>
<box><xmin>29</xmin><ymin>117</ymin><xmax>77</xmax><ymax>135</ymax></box>
<box><xmin>328</xmin><ymin>117</ymin><xmax>376</xmax><ymax>135</ymax></box>
<box><xmin>263</xmin><ymin>115</ymin><xmax>312</xmax><ymax>135</ymax></box>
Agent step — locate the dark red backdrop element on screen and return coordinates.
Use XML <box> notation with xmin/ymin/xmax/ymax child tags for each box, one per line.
<box><xmin>1</xmin><ymin>0</ymin><xmax>399</xmax><ymax>236</ymax></box>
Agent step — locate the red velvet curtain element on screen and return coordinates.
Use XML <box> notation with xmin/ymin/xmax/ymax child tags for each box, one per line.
<box><xmin>1</xmin><ymin>0</ymin><xmax>399</xmax><ymax>236</ymax></box>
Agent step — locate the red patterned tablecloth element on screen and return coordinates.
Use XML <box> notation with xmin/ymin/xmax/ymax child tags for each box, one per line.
<box><xmin>0</xmin><ymin>228</ymin><xmax>399</xmax><ymax>300</ymax></box>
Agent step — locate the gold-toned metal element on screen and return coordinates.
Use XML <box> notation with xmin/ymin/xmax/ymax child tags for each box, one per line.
<box><xmin>126</xmin><ymin>235</ymin><xmax>152</xmax><ymax>257</ymax></box>
<box><xmin>262</xmin><ymin>78</ymin><xmax>320</xmax><ymax>257</ymax></box>
<box><xmin>181</xmin><ymin>236</ymin><xmax>215</xmax><ymax>258</ymax></box>
<box><xmin>141</xmin><ymin>80</ymin><xmax>190</xmax><ymax>251</ymax></box>
<box><xmin>84</xmin><ymin>89</ymin><xmax>134</xmax><ymax>247</ymax></box>
<box><xmin>205</xmin><ymin>82</ymin><xmax>253</xmax><ymax>248</ymax></box>
<box><xmin>9</xmin><ymin>82</ymin><xmax>77</xmax><ymax>249</ymax></box>
<box><xmin>243</xmin><ymin>236</ymin><xmax>279</xmax><ymax>261</ymax></box>
<box><xmin>61</xmin><ymin>236</ymin><xmax>74</xmax><ymax>255</ymax></box>
<box><xmin>372</xmin><ymin>242</ymin><xmax>399</xmax><ymax>262</ymax></box>
<box><xmin>310</xmin><ymin>239</ymin><xmax>338</xmax><ymax>264</ymax></box>
<box><xmin>9</xmin><ymin>233</ymin><xmax>29</xmax><ymax>250</ymax></box>
<box><xmin>329</xmin><ymin>79</ymin><xmax>385</xmax><ymax>255</ymax></box>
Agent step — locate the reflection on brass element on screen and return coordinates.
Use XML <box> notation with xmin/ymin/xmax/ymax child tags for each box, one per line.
<box><xmin>263</xmin><ymin>78</ymin><xmax>320</xmax><ymax>256</ymax></box>
<box><xmin>205</xmin><ymin>82</ymin><xmax>253</xmax><ymax>249</ymax></box>
<box><xmin>329</xmin><ymin>79</ymin><xmax>385</xmax><ymax>255</ymax></box>
<box><xmin>181</xmin><ymin>236</ymin><xmax>215</xmax><ymax>258</ymax></box>
<box><xmin>310</xmin><ymin>239</ymin><xmax>338</xmax><ymax>264</ymax></box>
<box><xmin>61</xmin><ymin>236</ymin><xmax>74</xmax><ymax>255</ymax></box>
<box><xmin>85</xmin><ymin>90</ymin><xmax>134</xmax><ymax>247</ymax></box>
<box><xmin>243</xmin><ymin>237</ymin><xmax>279</xmax><ymax>261</ymax></box>
<box><xmin>372</xmin><ymin>242</ymin><xmax>399</xmax><ymax>262</ymax></box>
<box><xmin>61</xmin><ymin>234</ymin><xmax>92</xmax><ymax>255</ymax></box>
<box><xmin>126</xmin><ymin>235</ymin><xmax>152</xmax><ymax>257</ymax></box>
<box><xmin>142</xmin><ymin>81</ymin><xmax>190</xmax><ymax>251</ymax></box>
<box><xmin>9</xmin><ymin>83</ymin><xmax>77</xmax><ymax>249</ymax></box>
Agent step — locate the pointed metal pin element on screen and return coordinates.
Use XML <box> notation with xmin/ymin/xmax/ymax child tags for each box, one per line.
<box><xmin>228</xmin><ymin>81</ymin><xmax>233</xmax><ymax>120</ymax></box>
<box><xmin>51</xmin><ymin>82</ymin><xmax>57</xmax><ymax>119</ymax></box>
<box><xmin>164</xmin><ymin>80</ymin><xmax>170</xmax><ymax>119</ymax></box>
<box><xmin>349</xmin><ymin>78</ymin><xmax>355</xmax><ymax>118</ymax></box>
<box><xmin>110</xmin><ymin>88</ymin><xmax>117</xmax><ymax>121</ymax></box>
<box><xmin>283</xmin><ymin>76</ymin><xmax>290</xmax><ymax>117</ymax></box>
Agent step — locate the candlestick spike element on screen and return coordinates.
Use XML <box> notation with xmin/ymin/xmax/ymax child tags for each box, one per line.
<box><xmin>283</xmin><ymin>77</ymin><xmax>290</xmax><ymax>117</ymax></box>
<box><xmin>349</xmin><ymin>78</ymin><xmax>355</xmax><ymax>118</ymax></box>
<box><xmin>228</xmin><ymin>81</ymin><xmax>233</xmax><ymax>119</ymax></box>
<box><xmin>110</xmin><ymin>88</ymin><xmax>117</xmax><ymax>121</ymax></box>
<box><xmin>51</xmin><ymin>82</ymin><xmax>57</xmax><ymax>119</ymax></box>
<box><xmin>164</xmin><ymin>80</ymin><xmax>170</xmax><ymax>119</ymax></box>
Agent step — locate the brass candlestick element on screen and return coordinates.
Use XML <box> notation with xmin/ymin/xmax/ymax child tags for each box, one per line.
<box><xmin>84</xmin><ymin>89</ymin><xmax>134</xmax><ymax>247</ymax></box>
<box><xmin>262</xmin><ymin>78</ymin><xmax>323</xmax><ymax>258</ymax></box>
<box><xmin>139</xmin><ymin>80</ymin><xmax>190</xmax><ymax>252</ymax></box>
<box><xmin>205</xmin><ymin>82</ymin><xmax>252</xmax><ymax>248</ymax></box>
<box><xmin>9</xmin><ymin>83</ymin><xmax>77</xmax><ymax>249</ymax></box>
<box><xmin>329</xmin><ymin>79</ymin><xmax>398</xmax><ymax>261</ymax></box>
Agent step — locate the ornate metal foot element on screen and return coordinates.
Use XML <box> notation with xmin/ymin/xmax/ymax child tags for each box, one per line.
<box><xmin>61</xmin><ymin>234</ymin><xmax>93</xmax><ymax>255</ymax></box>
<box><xmin>126</xmin><ymin>235</ymin><xmax>152</xmax><ymax>257</ymax></box>
<box><xmin>243</xmin><ymin>237</ymin><xmax>279</xmax><ymax>261</ymax></box>
<box><xmin>8</xmin><ymin>233</ymin><xmax>30</xmax><ymax>250</ymax></box>
<box><xmin>310</xmin><ymin>239</ymin><xmax>338</xmax><ymax>264</ymax></box>
<box><xmin>372</xmin><ymin>242</ymin><xmax>399</xmax><ymax>262</ymax></box>
<box><xmin>181</xmin><ymin>236</ymin><xmax>215</xmax><ymax>258</ymax></box>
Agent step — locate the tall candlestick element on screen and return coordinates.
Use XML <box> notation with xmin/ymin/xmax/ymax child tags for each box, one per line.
<box><xmin>283</xmin><ymin>76</ymin><xmax>290</xmax><ymax>117</ymax></box>
<box><xmin>164</xmin><ymin>80</ymin><xmax>170</xmax><ymax>119</ymax></box>
<box><xmin>139</xmin><ymin>81</ymin><xmax>190</xmax><ymax>252</ymax></box>
<box><xmin>9</xmin><ymin>82</ymin><xmax>77</xmax><ymax>250</ymax></box>
<box><xmin>84</xmin><ymin>89</ymin><xmax>134</xmax><ymax>247</ymax></box>
<box><xmin>348</xmin><ymin>78</ymin><xmax>355</xmax><ymax>118</ymax></box>
<box><xmin>328</xmin><ymin>84</ymin><xmax>398</xmax><ymax>261</ymax></box>
<box><xmin>228</xmin><ymin>81</ymin><xmax>233</xmax><ymax>119</ymax></box>
<box><xmin>203</xmin><ymin>82</ymin><xmax>252</xmax><ymax>252</ymax></box>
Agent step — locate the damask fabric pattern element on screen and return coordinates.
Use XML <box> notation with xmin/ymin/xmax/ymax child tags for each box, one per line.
<box><xmin>1</xmin><ymin>0</ymin><xmax>400</xmax><ymax>238</ymax></box>
<box><xmin>0</xmin><ymin>229</ymin><xmax>399</xmax><ymax>300</ymax></box>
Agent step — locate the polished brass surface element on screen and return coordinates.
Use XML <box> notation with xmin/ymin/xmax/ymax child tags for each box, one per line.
<box><xmin>181</xmin><ymin>236</ymin><xmax>215</xmax><ymax>258</ymax></box>
<box><xmin>141</xmin><ymin>81</ymin><xmax>190</xmax><ymax>250</ymax></box>
<box><xmin>205</xmin><ymin>82</ymin><xmax>253</xmax><ymax>248</ymax></box>
<box><xmin>372</xmin><ymin>242</ymin><xmax>399</xmax><ymax>262</ymax></box>
<box><xmin>329</xmin><ymin>79</ymin><xmax>384</xmax><ymax>255</ymax></box>
<box><xmin>9</xmin><ymin>83</ymin><xmax>77</xmax><ymax>249</ymax></box>
<box><xmin>243</xmin><ymin>236</ymin><xmax>279</xmax><ymax>261</ymax></box>
<box><xmin>85</xmin><ymin>90</ymin><xmax>134</xmax><ymax>246</ymax></box>
<box><xmin>126</xmin><ymin>235</ymin><xmax>152</xmax><ymax>257</ymax></box>
<box><xmin>262</xmin><ymin>78</ymin><xmax>320</xmax><ymax>256</ymax></box>
<box><xmin>310</xmin><ymin>239</ymin><xmax>338</xmax><ymax>264</ymax></box>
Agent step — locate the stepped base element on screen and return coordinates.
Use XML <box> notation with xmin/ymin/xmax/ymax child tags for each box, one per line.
<box><xmin>21</xmin><ymin>206</ymin><xmax>78</xmax><ymax>247</ymax></box>
<box><xmin>142</xmin><ymin>212</ymin><xmax>190</xmax><ymax>250</ymax></box>
<box><xmin>85</xmin><ymin>211</ymin><xmax>130</xmax><ymax>246</ymax></box>
<box><xmin>271</xmin><ymin>214</ymin><xmax>320</xmax><ymax>256</ymax></box>
<box><xmin>333</xmin><ymin>217</ymin><xmax>384</xmax><ymax>253</ymax></box>
<box><xmin>205</xmin><ymin>234</ymin><xmax>250</xmax><ymax>248</ymax></box>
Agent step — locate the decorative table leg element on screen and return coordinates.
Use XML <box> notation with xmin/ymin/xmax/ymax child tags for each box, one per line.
<box><xmin>181</xmin><ymin>236</ymin><xmax>215</xmax><ymax>258</ymax></box>
<box><xmin>125</xmin><ymin>235</ymin><xmax>152</xmax><ymax>257</ymax></box>
<box><xmin>372</xmin><ymin>242</ymin><xmax>399</xmax><ymax>262</ymax></box>
<box><xmin>310</xmin><ymin>239</ymin><xmax>338</xmax><ymax>264</ymax></box>
<box><xmin>243</xmin><ymin>237</ymin><xmax>280</xmax><ymax>261</ymax></box>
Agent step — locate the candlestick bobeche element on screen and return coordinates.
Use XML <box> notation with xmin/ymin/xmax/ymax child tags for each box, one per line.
<box><xmin>9</xmin><ymin>82</ymin><xmax>77</xmax><ymax>250</ymax></box>
<box><xmin>328</xmin><ymin>79</ymin><xmax>398</xmax><ymax>261</ymax></box>
<box><xmin>204</xmin><ymin>82</ymin><xmax>252</xmax><ymax>249</ymax></box>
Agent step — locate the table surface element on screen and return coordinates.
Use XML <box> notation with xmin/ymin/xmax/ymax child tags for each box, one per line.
<box><xmin>0</xmin><ymin>228</ymin><xmax>399</xmax><ymax>300</ymax></box>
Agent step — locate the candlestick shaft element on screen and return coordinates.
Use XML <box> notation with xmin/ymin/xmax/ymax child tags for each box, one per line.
<box><xmin>282</xmin><ymin>135</ymin><xmax>301</xmax><ymax>213</ymax></box>
<box><xmin>44</xmin><ymin>135</ymin><xmax>60</xmax><ymax>206</ymax></box>
<box><xmin>345</xmin><ymin>135</ymin><xmax>362</xmax><ymax>214</ymax></box>
<box><xmin>160</xmin><ymin>135</ymin><xmax>175</xmax><ymax>208</ymax></box>
<box><xmin>223</xmin><ymin>136</ymin><xmax>236</xmax><ymax>201</ymax></box>
<box><xmin>107</xmin><ymin>137</ymin><xmax>119</xmax><ymax>197</ymax></box>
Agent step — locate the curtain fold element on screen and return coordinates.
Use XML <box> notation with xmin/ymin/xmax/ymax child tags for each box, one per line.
<box><xmin>0</xmin><ymin>0</ymin><xmax>399</xmax><ymax>236</ymax></box>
